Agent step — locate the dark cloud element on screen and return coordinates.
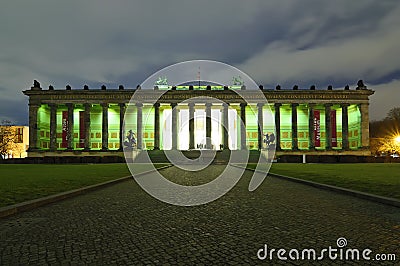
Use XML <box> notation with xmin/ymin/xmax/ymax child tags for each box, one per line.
<box><xmin>0</xmin><ymin>0</ymin><xmax>399</xmax><ymax>124</ymax></box>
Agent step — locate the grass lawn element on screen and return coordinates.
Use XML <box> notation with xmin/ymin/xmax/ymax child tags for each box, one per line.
<box><xmin>247</xmin><ymin>163</ymin><xmax>400</xmax><ymax>200</ymax></box>
<box><xmin>0</xmin><ymin>163</ymin><xmax>168</xmax><ymax>208</ymax></box>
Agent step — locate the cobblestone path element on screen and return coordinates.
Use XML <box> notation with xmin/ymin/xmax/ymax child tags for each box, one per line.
<box><xmin>0</xmin><ymin>166</ymin><xmax>399</xmax><ymax>265</ymax></box>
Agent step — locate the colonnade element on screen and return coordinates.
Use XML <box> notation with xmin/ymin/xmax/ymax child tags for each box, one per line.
<box><xmin>28</xmin><ymin>101</ymin><xmax>370</xmax><ymax>151</ymax></box>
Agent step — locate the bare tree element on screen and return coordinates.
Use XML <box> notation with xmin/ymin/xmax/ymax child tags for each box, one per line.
<box><xmin>0</xmin><ymin>120</ymin><xmax>17</xmax><ymax>159</ymax></box>
<box><xmin>386</xmin><ymin>107</ymin><xmax>400</xmax><ymax>121</ymax></box>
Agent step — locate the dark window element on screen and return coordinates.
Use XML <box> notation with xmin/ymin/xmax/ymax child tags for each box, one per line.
<box><xmin>15</xmin><ymin>128</ymin><xmax>23</xmax><ymax>143</ymax></box>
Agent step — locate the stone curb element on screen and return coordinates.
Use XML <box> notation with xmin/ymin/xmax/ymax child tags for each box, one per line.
<box><xmin>0</xmin><ymin>165</ymin><xmax>172</xmax><ymax>219</ymax></box>
<box><xmin>231</xmin><ymin>164</ymin><xmax>400</xmax><ymax>208</ymax></box>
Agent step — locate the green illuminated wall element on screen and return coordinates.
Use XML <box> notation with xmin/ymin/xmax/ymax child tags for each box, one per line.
<box><xmin>348</xmin><ymin>104</ymin><xmax>361</xmax><ymax>149</ymax></box>
<box><xmin>297</xmin><ymin>105</ymin><xmax>309</xmax><ymax>150</ymax></box>
<box><xmin>280</xmin><ymin>104</ymin><xmax>292</xmax><ymax>150</ymax></box>
<box><xmin>37</xmin><ymin>105</ymin><xmax>50</xmax><ymax>149</ymax></box>
<box><xmin>143</xmin><ymin>105</ymin><xmax>155</xmax><ymax>150</ymax></box>
<box><xmin>245</xmin><ymin>105</ymin><xmax>258</xmax><ymax>149</ymax></box>
<box><xmin>89</xmin><ymin>105</ymin><xmax>102</xmax><ymax>150</ymax></box>
<box><xmin>107</xmin><ymin>105</ymin><xmax>120</xmax><ymax>150</ymax></box>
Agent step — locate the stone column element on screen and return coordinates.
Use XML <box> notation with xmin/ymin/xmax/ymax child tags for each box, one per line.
<box><xmin>359</xmin><ymin>103</ymin><xmax>370</xmax><ymax>149</ymax></box>
<box><xmin>153</xmin><ymin>103</ymin><xmax>160</xmax><ymax>150</ymax></box>
<box><xmin>325</xmin><ymin>104</ymin><xmax>332</xmax><ymax>150</ymax></box>
<box><xmin>119</xmin><ymin>103</ymin><xmax>126</xmax><ymax>151</ymax></box>
<box><xmin>291</xmin><ymin>103</ymin><xmax>298</xmax><ymax>150</ymax></box>
<box><xmin>84</xmin><ymin>103</ymin><xmax>91</xmax><ymax>151</ymax></box>
<box><xmin>274</xmin><ymin>103</ymin><xmax>282</xmax><ymax>151</ymax></box>
<box><xmin>222</xmin><ymin>103</ymin><xmax>229</xmax><ymax>150</ymax></box>
<box><xmin>101</xmin><ymin>103</ymin><xmax>109</xmax><ymax>151</ymax></box>
<box><xmin>28</xmin><ymin>103</ymin><xmax>40</xmax><ymax>151</ymax></box>
<box><xmin>171</xmin><ymin>103</ymin><xmax>178</xmax><ymax>150</ymax></box>
<box><xmin>66</xmin><ymin>103</ymin><xmax>74</xmax><ymax>150</ymax></box>
<box><xmin>257</xmin><ymin>103</ymin><xmax>264</xmax><ymax>150</ymax></box>
<box><xmin>205</xmin><ymin>103</ymin><xmax>212</xmax><ymax>149</ymax></box>
<box><xmin>240</xmin><ymin>103</ymin><xmax>247</xmax><ymax>150</ymax></box>
<box><xmin>189</xmin><ymin>103</ymin><xmax>195</xmax><ymax>150</ymax></box>
<box><xmin>49</xmin><ymin>104</ymin><xmax>57</xmax><ymax>151</ymax></box>
<box><xmin>341</xmin><ymin>103</ymin><xmax>349</xmax><ymax>150</ymax></box>
<box><xmin>308</xmin><ymin>104</ymin><xmax>315</xmax><ymax>150</ymax></box>
<box><xmin>136</xmin><ymin>103</ymin><xmax>143</xmax><ymax>150</ymax></box>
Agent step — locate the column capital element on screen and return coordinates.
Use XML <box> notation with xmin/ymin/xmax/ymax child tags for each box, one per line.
<box><xmin>119</xmin><ymin>103</ymin><xmax>126</xmax><ymax>108</ymax></box>
<box><xmin>324</xmin><ymin>103</ymin><xmax>332</xmax><ymax>108</ymax></box>
<box><xmin>240</xmin><ymin>102</ymin><xmax>247</xmax><ymax>108</ymax></box>
<box><xmin>274</xmin><ymin>103</ymin><xmax>282</xmax><ymax>108</ymax></box>
<box><xmin>205</xmin><ymin>102</ymin><xmax>212</xmax><ymax>108</ymax></box>
<box><xmin>308</xmin><ymin>103</ymin><xmax>316</xmax><ymax>108</ymax></box>
<box><xmin>136</xmin><ymin>103</ymin><xmax>143</xmax><ymax>108</ymax></box>
<box><xmin>153</xmin><ymin>102</ymin><xmax>160</xmax><ymax>108</ymax></box>
<box><xmin>170</xmin><ymin>103</ymin><xmax>177</xmax><ymax>108</ymax></box>
<box><xmin>222</xmin><ymin>102</ymin><xmax>230</xmax><ymax>107</ymax></box>
<box><xmin>291</xmin><ymin>103</ymin><xmax>299</xmax><ymax>107</ymax></box>
<box><xmin>188</xmin><ymin>102</ymin><xmax>195</xmax><ymax>108</ymax></box>
<box><xmin>101</xmin><ymin>103</ymin><xmax>109</xmax><ymax>108</ymax></box>
<box><xmin>341</xmin><ymin>103</ymin><xmax>350</xmax><ymax>108</ymax></box>
<box><xmin>257</xmin><ymin>102</ymin><xmax>264</xmax><ymax>108</ymax></box>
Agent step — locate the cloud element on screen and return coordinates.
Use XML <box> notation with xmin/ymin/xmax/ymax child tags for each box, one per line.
<box><xmin>0</xmin><ymin>0</ymin><xmax>399</xmax><ymax>123</ymax></box>
<box><xmin>239</xmin><ymin>1</ymin><xmax>400</xmax><ymax>87</ymax></box>
<box><xmin>369</xmin><ymin>79</ymin><xmax>400</xmax><ymax>121</ymax></box>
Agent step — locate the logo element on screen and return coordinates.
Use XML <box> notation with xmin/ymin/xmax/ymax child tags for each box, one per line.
<box><xmin>124</xmin><ymin>60</ymin><xmax>275</xmax><ymax>206</ymax></box>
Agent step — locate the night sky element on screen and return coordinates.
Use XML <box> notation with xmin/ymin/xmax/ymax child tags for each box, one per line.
<box><xmin>1</xmin><ymin>1</ymin><xmax>400</xmax><ymax>124</ymax></box>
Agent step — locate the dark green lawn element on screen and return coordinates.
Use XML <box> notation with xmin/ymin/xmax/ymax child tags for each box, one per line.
<box><xmin>0</xmin><ymin>164</ymin><xmax>167</xmax><ymax>207</ymax></box>
<box><xmin>248</xmin><ymin>163</ymin><xmax>400</xmax><ymax>200</ymax></box>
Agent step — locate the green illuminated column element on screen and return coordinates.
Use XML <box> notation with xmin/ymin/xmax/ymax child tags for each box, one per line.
<box><xmin>189</xmin><ymin>103</ymin><xmax>195</xmax><ymax>149</ymax></box>
<box><xmin>240</xmin><ymin>103</ymin><xmax>247</xmax><ymax>150</ymax></box>
<box><xmin>119</xmin><ymin>103</ymin><xmax>126</xmax><ymax>151</ymax></box>
<box><xmin>49</xmin><ymin>104</ymin><xmax>57</xmax><ymax>151</ymax></box>
<box><xmin>222</xmin><ymin>103</ymin><xmax>229</xmax><ymax>150</ymax></box>
<box><xmin>137</xmin><ymin>103</ymin><xmax>143</xmax><ymax>150</ymax></box>
<box><xmin>84</xmin><ymin>103</ymin><xmax>91</xmax><ymax>151</ymax></box>
<box><xmin>341</xmin><ymin>103</ymin><xmax>349</xmax><ymax>150</ymax></box>
<box><xmin>360</xmin><ymin>103</ymin><xmax>370</xmax><ymax>149</ymax></box>
<box><xmin>308</xmin><ymin>104</ymin><xmax>315</xmax><ymax>150</ymax></box>
<box><xmin>101</xmin><ymin>103</ymin><xmax>108</xmax><ymax>151</ymax></box>
<box><xmin>28</xmin><ymin>103</ymin><xmax>40</xmax><ymax>151</ymax></box>
<box><xmin>257</xmin><ymin>103</ymin><xmax>264</xmax><ymax>150</ymax></box>
<box><xmin>325</xmin><ymin>104</ymin><xmax>332</xmax><ymax>150</ymax></box>
<box><xmin>67</xmin><ymin>103</ymin><xmax>74</xmax><ymax>150</ymax></box>
<box><xmin>153</xmin><ymin>103</ymin><xmax>160</xmax><ymax>150</ymax></box>
<box><xmin>292</xmin><ymin>103</ymin><xmax>298</xmax><ymax>150</ymax></box>
<box><xmin>274</xmin><ymin>103</ymin><xmax>281</xmax><ymax>151</ymax></box>
<box><xmin>206</xmin><ymin>103</ymin><xmax>212</xmax><ymax>149</ymax></box>
<box><xmin>171</xmin><ymin>103</ymin><xmax>177</xmax><ymax>150</ymax></box>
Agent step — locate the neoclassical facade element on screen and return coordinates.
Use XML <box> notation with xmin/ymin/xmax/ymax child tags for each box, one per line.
<box><xmin>23</xmin><ymin>81</ymin><xmax>374</xmax><ymax>157</ymax></box>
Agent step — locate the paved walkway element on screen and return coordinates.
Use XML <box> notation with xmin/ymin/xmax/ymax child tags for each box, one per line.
<box><xmin>0</xmin><ymin>166</ymin><xmax>399</xmax><ymax>265</ymax></box>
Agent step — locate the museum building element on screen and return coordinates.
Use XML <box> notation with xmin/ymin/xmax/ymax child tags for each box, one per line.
<box><xmin>23</xmin><ymin>80</ymin><xmax>374</xmax><ymax>157</ymax></box>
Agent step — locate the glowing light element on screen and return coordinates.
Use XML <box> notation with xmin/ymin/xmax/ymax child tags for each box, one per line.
<box><xmin>395</xmin><ymin>136</ymin><xmax>400</xmax><ymax>144</ymax></box>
